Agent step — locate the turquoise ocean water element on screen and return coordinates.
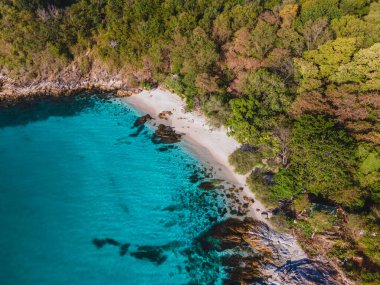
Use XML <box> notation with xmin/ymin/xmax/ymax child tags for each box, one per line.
<box><xmin>0</xmin><ymin>94</ymin><xmax>229</xmax><ymax>285</ymax></box>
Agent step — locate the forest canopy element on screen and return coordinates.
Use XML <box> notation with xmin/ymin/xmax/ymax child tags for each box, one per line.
<box><xmin>0</xmin><ymin>0</ymin><xmax>379</xmax><ymax>282</ymax></box>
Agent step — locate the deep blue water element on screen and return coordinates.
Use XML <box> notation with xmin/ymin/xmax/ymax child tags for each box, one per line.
<box><xmin>0</xmin><ymin>94</ymin><xmax>229</xmax><ymax>285</ymax></box>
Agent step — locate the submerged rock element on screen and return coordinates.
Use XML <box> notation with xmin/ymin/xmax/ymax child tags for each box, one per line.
<box><xmin>157</xmin><ymin>145</ymin><xmax>176</xmax><ymax>152</ymax></box>
<box><xmin>92</xmin><ymin>238</ymin><xmax>120</xmax><ymax>248</ymax></box>
<box><xmin>189</xmin><ymin>172</ymin><xmax>201</xmax><ymax>183</ymax></box>
<box><xmin>130</xmin><ymin>246</ymin><xmax>168</xmax><ymax>265</ymax></box>
<box><xmin>198</xmin><ymin>181</ymin><xmax>216</xmax><ymax>190</ymax></box>
<box><xmin>105</xmin><ymin>238</ymin><xmax>120</xmax><ymax>246</ymax></box>
<box><xmin>92</xmin><ymin>238</ymin><xmax>107</xmax><ymax>249</ymax></box>
<box><xmin>119</xmin><ymin>243</ymin><xmax>130</xmax><ymax>256</ymax></box>
<box><xmin>133</xmin><ymin>114</ymin><xmax>153</xmax><ymax>127</ymax></box>
<box><xmin>198</xmin><ymin>179</ymin><xmax>225</xmax><ymax>190</ymax></box>
<box><xmin>92</xmin><ymin>238</ymin><xmax>130</xmax><ymax>258</ymax></box>
<box><xmin>162</xmin><ymin>204</ymin><xmax>183</xmax><ymax>212</ymax></box>
<box><xmin>152</xmin><ymin>124</ymin><xmax>182</xmax><ymax>144</ymax></box>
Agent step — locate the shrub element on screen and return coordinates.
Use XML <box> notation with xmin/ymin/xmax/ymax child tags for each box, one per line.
<box><xmin>247</xmin><ymin>170</ymin><xmax>277</xmax><ymax>207</ymax></box>
<box><xmin>229</xmin><ymin>148</ymin><xmax>262</xmax><ymax>175</ymax></box>
<box><xmin>201</xmin><ymin>96</ymin><xmax>231</xmax><ymax>128</ymax></box>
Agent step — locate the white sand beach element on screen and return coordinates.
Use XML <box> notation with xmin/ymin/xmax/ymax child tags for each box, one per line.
<box><xmin>125</xmin><ymin>88</ymin><xmax>286</xmax><ymax>223</ymax></box>
<box><xmin>124</xmin><ymin>88</ymin><xmax>308</xmax><ymax>268</ymax></box>
<box><xmin>125</xmin><ymin>89</ymin><xmax>266</xmax><ymax>215</ymax></box>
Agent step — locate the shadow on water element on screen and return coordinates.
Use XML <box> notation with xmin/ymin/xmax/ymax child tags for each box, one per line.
<box><xmin>0</xmin><ymin>93</ymin><xmax>117</xmax><ymax>128</ymax></box>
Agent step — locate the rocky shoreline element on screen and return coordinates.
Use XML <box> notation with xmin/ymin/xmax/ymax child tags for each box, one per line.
<box><xmin>132</xmin><ymin>112</ymin><xmax>353</xmax><ymax>285</ymax></box>
<box><xmin>0</xmin><ymin>78</ymin><xmax>354</xmax><ymax>284</ymax></box>
<box><xmin>0</xmin><ymin>56</ymin><xmax>149</xmax><ymax>104</ymax></box>
<box><xmin>0</xmin><ymin>73</ymin><xmax>143</xmax><ymax>106</ymax></box>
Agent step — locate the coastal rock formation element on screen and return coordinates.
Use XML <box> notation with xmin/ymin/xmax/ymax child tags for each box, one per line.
<box><xmin>198</xmin><ymin>180</ymin><xmax>225</xmax><ymax>191</ymax></box>
<box><xmin>0</xmin><ymin>58</ymin><xmax>142</xmax><ymax>100</ymax></box>
<box><xmin>152</xmin><ymin>124</ymin><xmax>182</xmax><ymax>144</ymax></box>
<box><xmin>158</xmin><ymin>111</ymin><xmax>173</xmax><ymax>120</ymax></box>
<box><xmin>116</xmin><ymin>89</ymin><xmax>140</xmax><ymax>97</ymax></box>
<box><xmin>195</xmin><ymin>218</ymin><xmax>347</xmax><ymax>285</ymax></box>
<box><xmin>133</xmin><ymin>114</ymin><xmax>153</xmax><ymax>127</ymax></box>
<box><xmin>196</xmin><ymin>218</ymin><xmax>268</xmax><ymax>283</ymax></box>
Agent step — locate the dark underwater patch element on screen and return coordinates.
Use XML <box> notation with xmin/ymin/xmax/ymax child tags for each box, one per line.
<box><xmin>114</xmin><ymin>136</ymin><xmax>132</xmax><ymax>145</ymax></box>
<box><xmin>162</xmin><ymin>204</ymin><xmax>183</xmax><ymax>212</ymax></box>
<box><xmin>133</xmin><ymin>114</ymin><xmax>153</xmax><ymax>127</ymax></box>
<box><xmin>130</xmin><ymin>246</ymin><xmax>168</xmax><ymax>265</ymax></box>
<box><xmin>119</xmin><ymin>243</ymin><xmax>130</xmax><ymax>256</ymax></box>
<box><xmin>0</xmin><ymin>93</ymin><xmax>115</xmax><ymax>128</ymax></box>
<box><xmin>198</xmin><ymin>181</ymin><xmax>223</xmax><ymax>191</ymax></box>
<box><xmin>157</xmin><ymin>145</ymin><xmax>177</xmax><ymax>152</ymax></box>
<box><xmin>189</xmin><ymin>172</ymin><xmax>201</xmax><ymax>183</ymax></box>
<box><xmin>92</xmin><ymin>238</ymin><xmax>120</xmax><ymax>248</ymax></box>
<box><xmin>92</xmin><ymin>238</ymin><xmax>130</xmax><ymax>257</ymax></box>
<box><xmin>129</xmin><ymin>125</ymin><xmax>145</xmax><ymax>137</ymax></box>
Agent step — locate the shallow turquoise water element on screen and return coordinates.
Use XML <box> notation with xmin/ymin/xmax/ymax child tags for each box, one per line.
<box><xmin>0</xmin><ymin>94</ymin><xmax>228</xmax><ymax>285</ymax></box>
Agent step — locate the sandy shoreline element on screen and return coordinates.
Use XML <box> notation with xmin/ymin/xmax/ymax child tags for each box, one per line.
<box><xmin>124</xmin><ymin>88</ymin><xmax>309</xmax><ymax>268</ymax></box>
<box><xmin>124</xmin><ymin>88</ymin><xmax>269</xmax><ymax>221</ymax></box>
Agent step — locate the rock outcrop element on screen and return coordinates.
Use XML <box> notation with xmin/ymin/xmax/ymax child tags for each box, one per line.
<box><xmin>196</xmin><ymin>218</ymin><xmax>350</xmax><ymax>285</ymax></box>
<box><xmin>152</xmin><ymin>124</ymin><xmax>182</xmax><ymax>144</ymax></box>
<box><xmin>158</xmin><ymin>111</ymin><xmax>173</xmax><ymax>120</ymax></box>
<box><xmin>133</xmin><ymin>114</ymin><xmax>153</xmax><ymax>127</ymax></box>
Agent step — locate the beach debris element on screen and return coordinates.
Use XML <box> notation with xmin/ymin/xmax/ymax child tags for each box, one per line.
<box><xmin>158</xmin><ymin>110</ymin><xmax>172</xmax><ymax>120</ymax></box>
<box><xmin>152</xmin><ymin>124</ymin><xmax>182</xmax><ymax>144</ymax></box>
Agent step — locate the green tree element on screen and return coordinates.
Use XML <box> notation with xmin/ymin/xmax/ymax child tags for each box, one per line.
<box><xmin>227</xmin><ymin>95</ymin><xmax>261</xmax><ymax>145</ymax></box>
<box><xmin>280</xmin><ymin>115</ymin><xmax>357</xmax><ymax>200</ymax></box>
<box><xmin>294</xmin><ymin>37</ymin><xmax>359</xmax><ymax>93</ymax></box>
<box><xmin>229</xmin><ymin>148</ymin><xmax>262</xmax><ymax>174</ymax></box>
<box><xmin>304</xmin><ymin>37</ymin><xmax>358</xmax><ymax>78</ymax></box>
<box><xmin>301</xmin><ymin>18</ymin><xmax>332</xmax><ymax>51</ymax></box>
<box><xmin>339</xmin><ymin>0</ymin><xmax>370</xmax><ymax>16</ymax></box>
<box><xmin>249</xmin><ymin>19</ymin><xmax>278</xmax><ymax>59</ymax></box>
<box><xmin>332</xmin><ymin>43</ymin><xmax>380</xmax><ymax>91</ymax></box>
<box><xmin>238</xmin><ymin>69</ymin><xmax>291</xmax><ymax>113</ymax></box>
<box><xmin>298</xmin><ymin>0</ymin><xmax>342</xmax><ymax>24</ymax></box>
<box><xmin>331</xmin><ymin>15</ymin><xmax>379</xmax><ymax>47</ymax></box>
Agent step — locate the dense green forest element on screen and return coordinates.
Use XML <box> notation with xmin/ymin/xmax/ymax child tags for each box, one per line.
<box><xmin>0</xmin><ymin>0</ymin><xmax>379</xmax><ymax>282</ymax></box>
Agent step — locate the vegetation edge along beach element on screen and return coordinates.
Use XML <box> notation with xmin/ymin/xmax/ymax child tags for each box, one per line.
<box><xmin>1</xmin><ymin>0</ymin><xmax>380</xmax><ymax>284</ymax></box>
